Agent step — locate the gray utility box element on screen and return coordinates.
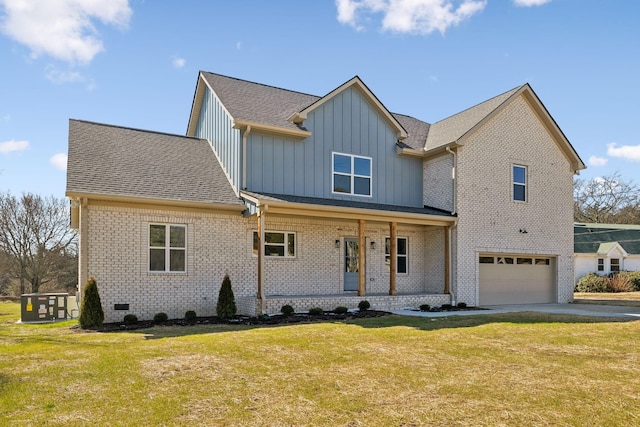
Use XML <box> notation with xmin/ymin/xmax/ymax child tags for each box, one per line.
<box><xmin>21</xmin><ymin>293</ymin><xmax>69</xmax><ymax>323</ymax></box>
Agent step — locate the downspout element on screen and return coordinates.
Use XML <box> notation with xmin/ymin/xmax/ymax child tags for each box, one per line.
<box><xmin>445</xmin><ymin>145</ymin><xmax>457</xmax><ymax>216</ymax></box>
<box><xmin>242</xmin><ymin>125</ymin><xmax>251</xmax><ymax>190</ymax></box>
<box><xmin>445</xmin><ymin>145</ymin><xmax>458</xmax><ymax>306</ymax></box>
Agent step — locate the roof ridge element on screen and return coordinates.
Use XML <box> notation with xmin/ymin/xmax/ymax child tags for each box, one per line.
<box><xmin>70</xmin><ymin>119</ymin><xmax>205</xmax><ymax>141</ymax></box>
<box><xmin>200</xmin><ymin>70</ymin><xmax>321</xmax><ymax>99</ymax></box>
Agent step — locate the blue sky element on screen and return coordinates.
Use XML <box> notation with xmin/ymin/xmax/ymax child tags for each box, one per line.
<box><xmin>0</xmin><ymin>0</ymin><xmax>638</xmax><ymax>197</ymax></box>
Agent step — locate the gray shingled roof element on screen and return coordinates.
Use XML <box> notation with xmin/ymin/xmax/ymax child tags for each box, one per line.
<box><xmin>200</xmin><ymin>72</ymin><xmax>430</xmax><ymax>150</ymax></box>
<box><xmin>574</xmin><ymin>223</ymin><xmax>640</xmax><ymax>255</ymax></box>
<box><xmin>66</xmin><ymin>120</ymin><xmax>243</xmax><ymax>206</ymax></box>
<box><xmin>243</xmin><ymin>191</ymin><xmax>455</xmax><ymax>218</ymax></box>
<box><xmin>201</xmin><ymin>72</ymin><xmax>318</xmax><ymax>133</ymax></box>
<box><xmin>425</xmin><ymin>85</ymin><xmax>523</xmax><ymax>150</ymax></box>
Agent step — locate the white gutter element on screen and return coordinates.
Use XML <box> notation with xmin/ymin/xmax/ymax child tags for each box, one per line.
<box><xmin>242</xmin><ymin>125</ymin><xmax>251</xmax><ymax>190</ymax></box>
<box><xmin>445</xmin><ymin>145</ymin><xmax>457</xmax><ymax>216</ymax></box>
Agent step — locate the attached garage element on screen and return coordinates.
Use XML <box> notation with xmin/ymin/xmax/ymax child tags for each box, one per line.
<box><xmin>478</xmin><ymin>254</ymin><xmax>556</xmax><ymax>305</ymax></box>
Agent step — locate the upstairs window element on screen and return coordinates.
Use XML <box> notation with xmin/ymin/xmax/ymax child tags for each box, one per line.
<box><xmin>333</xmin><ymin>152</ymin><xmax>372</xmax><ymax>196</ymax></box>
<box><xmin>149</xmin><ymin>224</ymin><xmax>186</xmax><ymax>272</ymax></box>
<box><xmin>513</xmin><ymin>165</ymin><xmax>527</xmax><ymax>202</ymax></box>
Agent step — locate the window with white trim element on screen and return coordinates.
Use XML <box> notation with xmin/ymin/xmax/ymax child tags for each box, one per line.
<box><xmin>597</xmin><ymin>258</ymin><xmax>604</xmax><ymax>271</ymax></box>
<box><xmin>149</xmin><ymin>224</ymin><xmax>186</xmax><ymax>272</ymax></box>
<box><xmin>385</xmin><ymin>237</ymin><xmax>408</xmax><ymax>274</ymax></box>
<box><xmin>253</xmin><ymin>231</ymin><xmax>296</xmax><ymax>257</ymax></box>
<box><xmin>332</xmin><ymin>152</ymin><xmax>372</xmax><ymax>196</ymax></box>
<box><xmin>611</xmin><ymin>258</ymin><xmax>620</xmax><ymax>272</ymax></box>
<box><xmin>513</xmin><ymin>165</ymin><xmax>527</xmax><ymax>202</ymax></box>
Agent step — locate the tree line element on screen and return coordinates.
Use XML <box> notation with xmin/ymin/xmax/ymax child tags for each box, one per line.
<box><xmin>0</xmin><ymin>193</ymin><xmax>77</xmax><ymax>296</ymax></box>
<box><xmin>0</xmin><ymin>173</ymin><xmax>638</xmax><ymax>296</ymax></box>
<box><xmin>574</xmin><ymin>172</ymin><xmax>640</xmax><ymax>224</ymax></box>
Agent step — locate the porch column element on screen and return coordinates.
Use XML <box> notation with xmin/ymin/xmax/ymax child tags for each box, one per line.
<box><xmin>444</xmin><ymin>225</ymin><xmax>450</xmax><ymax>294</ymax></box>
<box><xmin>257</xmin><ymin>207</ymin><xmax>266</xmax><ymax>312</ymax></box>
<box><xmin>358</xmin><ymin>219</ymin><xmax>366</xmax><ymax>296</ymax></box>
<box><xmin>389</xmin><ymin>221</ymin><xmax>397</xmax><ymax>296</ymax></box>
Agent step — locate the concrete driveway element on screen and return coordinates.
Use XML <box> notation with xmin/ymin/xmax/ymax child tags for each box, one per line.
<box><xmin>392</xmin><ymin>303</ymin><xmax>640</xmax><ymax>319</ymax></box>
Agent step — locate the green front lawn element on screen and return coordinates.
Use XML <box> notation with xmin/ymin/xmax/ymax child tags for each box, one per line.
<box><xmin>1</xmin><ymin>301</ymin><xmax>639</xmax><ymax>426</ymax></box>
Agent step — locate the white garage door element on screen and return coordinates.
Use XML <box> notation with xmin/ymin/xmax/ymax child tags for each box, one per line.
<box><xmin>479</xmin><ymin>255</ymin><xmax>556</xmax><ymax>305</ymax></box>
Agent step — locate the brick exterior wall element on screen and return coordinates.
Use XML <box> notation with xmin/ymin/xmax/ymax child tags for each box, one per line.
<box><xmin>83</xmin><ymin>204</ymin><xmax>449</xmax><ymax>322</ymax></box>
<box><xmin>423</xmin><ymin>154</ymin><xmax>454</xmax><ymax>212</ymax></box>
<box><xmin>453</xmin><ymin>95</ymin><xmax>576</xmax><ymax>305</ymax></box>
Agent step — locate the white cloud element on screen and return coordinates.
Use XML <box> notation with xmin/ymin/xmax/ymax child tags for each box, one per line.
<box><xmin>0</xmin><ymin>0</ymin><xmax>132</xmax><ymax>64</ymax></box>
<box><xmin>50</xmin><ymin>153</ymin><xmax>67</xmax><ymax>171</ymax></box>
<box><xmin>236</xmin><ymin>41</ymin><xmax>242</xmax><ymax>50</ymax></box>
<box><xmin>44</xmin><ymin>64</ymin><xmax>95</xmax><ymax>89</ymax></box>
<box><xmin>607</xmin><ymin>142</ymin><xmax>640</xmax><ymax>162</ymax></box>
<box><xmin>335</xmin><ymin>0</ymin><xmax>487</xmax><ymax>34</ymax></box>
<box><xmin>0</xmin><ymin>139</ymin><xmax>29</xmax><ymax>154</ymax></box>
<box><xmin>588</xmin><ymin>155</ymin><xmax>608</xmax><ymax>167</ymax></box>
<box><xmin>513</xmin><ymin>0</ymin><xmax>552</xmax><ymax>6</ymax></box>
<box><xmin>45</xmin><ymin>64</ymin><xmax>84</xmax><ymax>83</ymax></box>
<box><xmin>172</xmin><ymin>56</ymin><xmax>185</xmax><ymax>68</ymax></box>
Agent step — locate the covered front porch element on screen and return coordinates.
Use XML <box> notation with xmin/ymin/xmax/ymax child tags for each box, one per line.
<box><xmin>241</xmin><ymin>191</ymin><xmax>457</xmax><ymax>315</ymax></box>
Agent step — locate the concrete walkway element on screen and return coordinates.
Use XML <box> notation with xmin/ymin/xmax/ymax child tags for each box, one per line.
<box><xmin>392</xmin><ymin>303</ymin><xmax>640</xmax><ymax>319</ymax></box>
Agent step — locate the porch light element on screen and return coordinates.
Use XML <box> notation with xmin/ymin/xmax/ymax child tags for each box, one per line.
<box><xmin>370</xmin><ymin>241</ymin><xmax>376</xmax><ymax>250</ymax></box>
<box><xmin>335</xmin><ymin>239</ymin><xmax>340</xmax><ymax>248</ymax></box>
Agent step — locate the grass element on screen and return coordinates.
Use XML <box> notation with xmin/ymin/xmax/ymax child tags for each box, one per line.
<box><xmin>574</xmin><ymin>291</ymin><xmax>640</xmax><ymax>307</ymax></box>
<box><xmin>2</xmin><ymin>301</ymin><xmax>640</xmax><ymax>426</ymax></box>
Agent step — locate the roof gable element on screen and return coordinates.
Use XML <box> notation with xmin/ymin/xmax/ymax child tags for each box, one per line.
<box><xmin>425</xmin><ymin>84</ymin><xmax>585</xmax><ymax>172</ymax></box>
<box><xmin>597</xmin><ymin>242</ymin><xmax>628</xmax><ymax>257</ymax></box>
<box><xmin>188</xmin><ymin>72</ymin><xmax>413</xmax><ymax>142</ymax></box>
<box><xmin>289</xmin><ymin>76</ymin><xmax>408</xmax><ymax>140</ymax></box>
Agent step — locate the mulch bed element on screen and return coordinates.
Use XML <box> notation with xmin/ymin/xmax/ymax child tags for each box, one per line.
<box><xmin>86</xmin><ymin>310</ymin><xmax>392</xmax><ymax>332</ymax></box>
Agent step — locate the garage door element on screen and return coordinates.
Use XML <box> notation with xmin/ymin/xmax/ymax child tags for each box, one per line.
<box><xmin>479</xmin><ymin>255</ymin><xmax>556</xmax><ymax>305</ymax></box>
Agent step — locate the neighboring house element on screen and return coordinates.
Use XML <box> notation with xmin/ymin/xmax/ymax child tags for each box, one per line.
<box><xmin>574</xmin><ymin>223</ymin><xmax>640</xmax><ymax>282</ymax></box>
<box><xmin>66</xmin><ymin>71</ymin><xmax>585</xmax><ymax>322</ymax></box>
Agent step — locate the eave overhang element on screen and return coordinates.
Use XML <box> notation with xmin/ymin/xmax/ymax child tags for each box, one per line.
<box><xmin>233</xmin><ymin>120</ymin><xmax>311</xmax><ymax>139</ymax></box>
<box><xmin>66</xmin><ymin>191</ymin><xmax>245</xmax><ymax>212</ymax></box>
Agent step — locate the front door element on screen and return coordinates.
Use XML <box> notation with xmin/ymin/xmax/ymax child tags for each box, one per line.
<box><xmin>344</xmin><ymin>238</ymin><xmax>359</xmax><ymax>291</ymax></box>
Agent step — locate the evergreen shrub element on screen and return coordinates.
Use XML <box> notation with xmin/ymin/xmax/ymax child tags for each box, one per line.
<box><xmin>358</xmin><ymin>300</ymin><xmax>370</xmax><ymax>311</ymax></box>
<box><xmin>280</xmin><ymin>305</ymin><xmax>294</xmax><ymax>317</ymax></box>
<box><xmin>153</xmin><ymin>312</ymin><xmax>168</xmax><ymax>324</ymax></box>
<box><xmin>216</xmin><ymin>274</ymin><xmax>237</xmax><ymax>320</ymax></box>
<box><xmin>185</xmin><ymin>310</ymin><xmax>197</xmax><ymax>325</ymax></box>
<box><xmin>123</xmin><ymin>314</ymin><xmax>138</xmax><ymax>325</ymax></box>
<box><xmin>78</xmin><ymin>277</ymin><xmax>104</xmax><ymax>329</ymax></box>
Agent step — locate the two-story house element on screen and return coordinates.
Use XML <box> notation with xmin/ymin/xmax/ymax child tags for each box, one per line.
<box><xmin>66</xmin><ymin>71</ymin><xmax>585</xmax><ymax>322</ymax></box>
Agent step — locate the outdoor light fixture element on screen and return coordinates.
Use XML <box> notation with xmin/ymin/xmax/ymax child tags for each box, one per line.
<box><xmin>370</xmin><ymin>241</ymin><xmax>376</xmax><ymax>250</ymax></box>
<box><xmin>335</xmin><ymin>239</ymin><xmax>340</xmax><ymax>248</ymax></box>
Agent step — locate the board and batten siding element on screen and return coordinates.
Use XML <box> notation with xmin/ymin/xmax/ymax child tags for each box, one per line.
<box><xmin>195</xmin><ymin>87</ymin><xmax>241</xmax><ymax>193</ymax></box>
<box><xmin>246</xmin><ymin>86</ymin><xmax>423</xmax><ymax>207</ymax></box>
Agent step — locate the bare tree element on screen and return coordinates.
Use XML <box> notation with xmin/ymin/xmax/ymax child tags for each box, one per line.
<box><xmin>0</xmin><ymin>193</ymin><xmax>77</xmax><ymax>294</ymax></box>
<box><xmin>574</xmin><ymin>172</ymin><xmax>640</xmax><ymax>224</ymax></box>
